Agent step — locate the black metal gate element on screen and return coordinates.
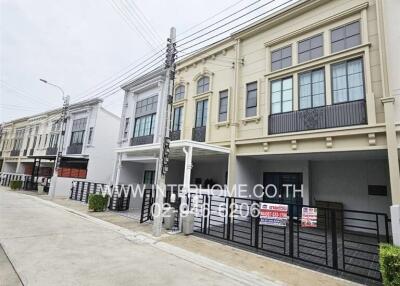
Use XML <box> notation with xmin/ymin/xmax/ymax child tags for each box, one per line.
<box><xmin>186</xmin><ymin>194</ymin><xmax>391</xmax><ymax>283</ymax></box>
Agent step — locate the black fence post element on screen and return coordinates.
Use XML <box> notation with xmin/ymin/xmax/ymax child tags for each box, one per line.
<box><xmin>226</xmin><ymin>197</ymin><xmax>232</xmax><ymax>241</ymax></box>
<box><xmin>254</xmin><ymin>201</ymin><xmax>260</xmax><ymax>249</ymax></box>
<box><xmin>203</xmin><ymin>195</ymin><xmax>209</xmax><ymax>235</ymax></box>
<box><xmin>289</xmin><ymin>204</ymin><xmax>294</xmax><ymax>258</ymax></box>
<box><xmin>86</xmin><ymin>182</ymin><xmax>91</xmax><ymax>203</ymax></box>
<box><xmin>331</xmin><ymin>209</ymin><xmax>338</xmax><ymax>270</ymax></box>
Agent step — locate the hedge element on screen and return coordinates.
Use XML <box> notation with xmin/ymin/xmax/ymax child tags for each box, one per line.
<box><xmin>88</xmin><ymin>194</ymin><xmax>109</xmax><ymax>212</ymax></box>
<box><xmin>380</xmin><ymin>243</ymin><xmax>400</xmax><ymax>285</ymax></box>
<box><xmin>10</xmin><ymin>180</ymin><xmax>23</xmax><ymax>190</ymax></box>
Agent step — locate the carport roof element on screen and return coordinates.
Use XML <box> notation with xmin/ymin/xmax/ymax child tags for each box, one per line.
<box><xmin>115</xmin><ymin>140</ymin><xmax>230</xmax><ymax>159</ymax></box>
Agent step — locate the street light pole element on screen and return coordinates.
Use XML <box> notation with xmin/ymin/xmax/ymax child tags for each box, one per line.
<box><xmin>39</xmin><ymin>79</ymin><xmax>70</xmax><ymax>200</ymax></box>
<box><xmin>152</xmin><ymin>27</ymin><xmax>177</xmax><ymax>237</ymax></box>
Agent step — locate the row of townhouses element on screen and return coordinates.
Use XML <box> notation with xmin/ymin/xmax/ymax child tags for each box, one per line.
<box><xmin>0</xmin><ymin>98</ymin><xmax>119</xmax><ymax>197</ymax></box>
<box><xmin>1</xmin><ymin>0</ymin><xmax>399</xmax><ymax>282</ymax></box>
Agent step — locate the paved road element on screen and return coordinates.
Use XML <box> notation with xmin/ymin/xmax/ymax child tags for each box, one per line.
<box><xmin>0</xmin><ymin>191</ymin><xmax>275</xmax><ymax>286</ymax></box>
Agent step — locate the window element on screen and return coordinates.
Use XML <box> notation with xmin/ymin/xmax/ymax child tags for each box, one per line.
<box><xmin>44</xmin><ymin>134</ymin><xmax>48</xmax><ymax>147</ymax></box>
<box><xmin>331</xmin><ymin>21</ymin><xmax>361</xmax><ymax>53</ymax></box>
<box><xmin>13</xmin><ymin>128</ymin><xmax>25</xmax><ymax>150</ymax></box>
<box><xmin>298</xmin><ymin>34</ymin><xmax>323</xmax><ymax>63</ymax></box>
<box><xmin>87</xmin><ymin>127</ymin><xmax>94</xmax><ymax>144</ymax></box>
<box><xmin>299</xmin><ymin>68</ymin><xmax>325</xmax><ymax>109</ymax></box>
<box><xmin>135</xmin><ymin>95</ymin><xmax>158</xmax><ymax>117</ymax></box>
<box><xmin>245</xmin><ymin>82</ymin><xmax>257</xmax><ymax>117</ymax></box>
<box><xmin>123</xmin><ymin>118</ymin><xmax>130</xmax><ymax>139</ymax></box>
<box><xmin>271</xmin><ymin>46</ymin><xmax>292</xmax><ymax>71</ymax></box>
<box><xmin>195</xmin><ymin>99</ymin><xmax>208</xmax><ymax>127</ymax></box>
<box><xmin>197</xmin><ymin>76</ymin><xmax>210</xmax><ymax>94</ymax></box>
<box><xmin>218</xmin><ymin>90</ymin><xmax>229</xmax><ymax>122</ymax></box>
<box><xmin>143</xmin><ymin>170</ymin><xmax>155</xmax><ymax>185</ymax></box>
<box><xmin>133</xmin><ymin>114</ymin><xmax>156</xmax><ymax>137</ymax></box>
<box><xmin>172</xmin><ymin>106</ymin><xmax>183</xmax><ymax>131</ymax></box>
<box><xmin>70</xmin><ymin>118</ymin><xmax>87</xmax><ymax>145</ymax></box>
<box><xmin>271</xmin><ymin>77</ymin><xmax>293</xmax><ymax>114</ymax></box>
<box><xmin>38</xmin><ymin>135</ymin><xmax>42</xmax><ymax>148</ymax></box>
<box><xmin>175</xmin><ymin>85</ymin><xmax>185</xmax><ymax>101</ymax></box>
<box><xmin>332</xmin><ymin>58</ymin><xmax>364</xmax><ymax>103</ymax></box>
<box><xmin>49</xmin><ymin>133</ymin><xmax>59</xmax><ymax>148</ymax></box>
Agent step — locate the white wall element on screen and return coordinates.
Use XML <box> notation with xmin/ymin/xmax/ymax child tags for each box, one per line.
<box><xmin>311</xmin><ymin>159</ymin><xmax>391</xmax><ymax>214</ymax></box>
<box><xmin>86</xmin><ymin>108</ymin><xmax>120</xmax><ymax>184</ymax></box>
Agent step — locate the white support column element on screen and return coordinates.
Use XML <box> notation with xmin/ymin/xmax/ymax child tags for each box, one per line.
<box><xmin>114</xmin><ymin>155</ymin><xmax>122</xmax><ymax>187</ymax></box>
<box><xmin>182</xmin><ymin>146</ymin><xmax>193</xmax><ymax>194</ymax></box>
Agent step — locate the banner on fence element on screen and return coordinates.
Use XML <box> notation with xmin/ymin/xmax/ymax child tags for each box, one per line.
<box><xmin>260</xmin><ymin>203</ymin><xmax>288</xmax><ymax>227</ymax></box>
<box><xmin>301</xmin><ymin>207</ymin><xmax>317</xmax><ymax>228</ymax></box>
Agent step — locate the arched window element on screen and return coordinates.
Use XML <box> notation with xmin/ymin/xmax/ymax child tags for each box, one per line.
<box><xmin>197</xmin><ymin>76</ymin><xmax>210</xmax><ymax>94</ymax></box>
<box><xmin>174</xmin><ymin>85</ymin><xmax>185</xmax><ymax>101</ymax></box>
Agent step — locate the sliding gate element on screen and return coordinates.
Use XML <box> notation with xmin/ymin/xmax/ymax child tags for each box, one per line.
<box><xmin>187</xmin><ymin>194</ymin><xmax>391</xmax><ymax>283</ymax></box>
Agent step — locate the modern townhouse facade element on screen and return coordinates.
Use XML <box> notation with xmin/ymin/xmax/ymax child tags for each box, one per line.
<box><xmin>109</xmin><ymin>0</ymin><xmax>400</xmax><ymax>227</ymax></box>
<box><xmin>0</xmin><ymin>98</ymin><xmax>120</xmax><ymax>197</ymax></box>
<box><xmin>66</xmin><ymin>0</ymin><xmax>400</xmax><ymax>282</ymax></box>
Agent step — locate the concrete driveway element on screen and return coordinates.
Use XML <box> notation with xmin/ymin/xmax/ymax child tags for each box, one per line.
<box><xmin>0</xmin><ymin>190</ymin><xmax>277</xmax><ymax>286</ymax></box>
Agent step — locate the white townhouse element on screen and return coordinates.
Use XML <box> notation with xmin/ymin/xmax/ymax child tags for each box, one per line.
<box><xmin>0</xmin><ymin>98</ymin><xmax>120</xmax><ymax>197</ymax></box>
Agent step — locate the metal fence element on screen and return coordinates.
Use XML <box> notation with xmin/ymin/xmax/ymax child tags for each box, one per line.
<box><xmin>186</xmin><ymin>194</ymin><xmax>391</xmax><ymax>283</ymax></box>
<box><xmin>0</xmin><ymin>172</ymin><xmax>50</xmax><ymax>191</ymax></box>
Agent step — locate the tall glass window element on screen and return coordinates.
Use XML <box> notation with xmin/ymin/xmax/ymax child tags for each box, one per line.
<box><xmin>195</xmin><ymin>99</ymin><xmax>208</xmax><ymax>127</ymax></box>
<box><xmin>172</xmin><ymin>106</ymin><xmax>183</xmax><ymax>131</ymax></box>
<box><xmin>218</xmin><ymin>90</ymin><xmax>228</xmax><ymax>122</ymax></box>
<box><xmin>332</xmin><ymin>58</ymin><xmax>364</xmax><ymax>103</ymax></box>
<box><xmin>70</xmin><ymin>118</ymin><xmax>87</xmax><ymax>145</ymax></box>
<box><xmin>271</xmin><ymin>77</ymin><xmax>293</xmax><ymax>114</ymax></box>
<box><xmin>133</xmin><ymin>114</ymin><xmax>156</xmax><ymax>137</ymax></box>
<box><xmin>246</xmin><ymin>82</ymin><xmax>257</xmax><ymax>117</ymax></box>
<box><xmin>299</xmin><ymin>68</ymin><xmax>325</xmax><ymax>109</ymax></box>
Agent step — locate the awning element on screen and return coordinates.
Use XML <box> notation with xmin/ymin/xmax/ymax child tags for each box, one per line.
<box><xmin>115</xmin><ymin>139</ymin><xmax>230</xmax><ymax>161</ymax></box>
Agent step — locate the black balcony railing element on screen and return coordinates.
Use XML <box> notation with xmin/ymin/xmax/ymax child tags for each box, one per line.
<box><xmin>10</xmin><ymin>150</ymin><xmax>20</xmax><ymax>157</ymax></box>
<box><xmin>268</xmin><ymin>100</ymin><xmax>367</xmax><ymax>135</ymax></box>
<box><xmin>46</xmin><ymin>147</ymin><xmax>58</xmax><ymax>155</ymax></box>
<box><xmin>192</xmin><ymin>126</ymin><xmax>206</xmax><ymax>142</ymax></box>
<box><xmin>170</xmin><ymin>130</ymin><xmax>181</xmax><ymax>141</ymax></box>
<box><xmin>66</xmin><ymin>144</ymin><xmax>83</xmax><ymax>154</ymax></box>
<box><xmin>130</xmin><ymin>135</ymin><xmax>154</xmax><ymax>146</ymax></box>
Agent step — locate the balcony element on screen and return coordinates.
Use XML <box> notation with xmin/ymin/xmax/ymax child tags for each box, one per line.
<box><xmin>46</xmin><ymin>147</ymin><xmax>58</xmax><ymax>155</ymax></box>
<box><xmin>268</xmin><ymin>100</ymin><xmax>367</xmax><ymax>135</ymax></box>
<box><xmin>170</xmin><ymin>130</ymin><xmax>181</xmax><ymax>141</ymax></box>
<box><xmin>192</xmin><ymin>126</ymin><xmax>206</xmax><ymax>142</ymax></box>
<box><xmin>130</xmin><ymin>135</ymin><xmax>154</xmax><ymax>146</ymax></box>
<box><xmin>10</xmin><ymin>150</ymin><xmax>20</xmax><ymax>157</ymax></box>
<box><xmin>66</xmin><ymin>144</ymin><xmax>83</xmax><ymax>155</ymax></box>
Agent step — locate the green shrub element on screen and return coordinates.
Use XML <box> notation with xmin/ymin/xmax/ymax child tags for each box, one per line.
<box><xmin>380</xmin><ymin>243</ymin><xmax>400</xmax><ymax>285</ymax></box>
<box><xmin>88</xmin><ymin>194</ymin><xmax>109</xmax><ymax>212</ymax></box>
<box><xmin>10</xmin><ymin>180</ymin><xmax>23</xmax><ymax>190</ymax></box>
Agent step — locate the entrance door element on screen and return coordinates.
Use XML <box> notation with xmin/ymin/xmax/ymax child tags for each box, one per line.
<box><xmin>263</xmin><ymin>172</ymin><xmax>303</xmax><ymax>208</ymax></box>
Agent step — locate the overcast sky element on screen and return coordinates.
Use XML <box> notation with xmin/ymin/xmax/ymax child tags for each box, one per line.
<box><xmin>0</xmin><ymin>0</ymin><xmax>291</xmax><ymax>123</ymax></box>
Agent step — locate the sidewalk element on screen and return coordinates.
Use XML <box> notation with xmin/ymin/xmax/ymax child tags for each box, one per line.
<box><xmin>2</xmin><ymin>187</ymin><xmax>359</xmax><ymax>286</ymax></box>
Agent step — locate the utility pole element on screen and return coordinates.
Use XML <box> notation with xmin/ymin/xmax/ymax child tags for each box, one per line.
<box><xmin>152</xmin><ymin>27</ymin><xmax>177</xmax><ymax>237</ymax></box>
<box><xmin>40</xmin><ymin>79</ymin><xmax>69</xmax><ymax>200</ymax></box>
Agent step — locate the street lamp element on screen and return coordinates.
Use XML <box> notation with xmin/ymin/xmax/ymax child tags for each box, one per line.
<box><xmin>40</xmin><ymin>78</ymin><xmax>69</xmax><ymax>199</ymax></box>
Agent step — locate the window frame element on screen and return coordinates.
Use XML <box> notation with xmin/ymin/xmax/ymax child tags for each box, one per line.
<box><xmin>298</xmin><ymin>68</ymin><xmax>326</xmax><ymax>110</ymax></box>
<box><xmin>271</xmin><ymin>45</ymin><xmax>292</xmax><ymax>71</ymax></box>
<box><xmin>87</xmin><ymin>127</ymin><xmax>94</xmax><ymax>145</ymax></box>
<box><xmin>218</xmin><ymin>89</ymin><xmax>229</xmax><ymax>122</ymax></box>
<box><xmin>331</xmin><ymin>57</ymin><xmax>365</xmax><ymax>104</ymax></box>
<box><xmin>196</xmin><ymin>76</ymin><xmax>210</xmax><ymax>94</ymax></box>
<box><xmin>133</xmin><ymin>113</ymin><xmax>156</xmax><ymax>138</ymax></box>
<box><xmin>174</xmin><ymin>85</ymin><xmax>185</xmax><ymax>101</ymax></box>
<box><xmin>195</xmin><ymin>99</ymin><xmax>208</xmax><ymax>128</ymax></box>
<box><xmin>330</xmin><ymin>21</ymin><xmax>361</xmax><ymax>53</ymax></box>
<box><xmin>70</xmin><ymin>118</ymin><xmax>87</xmax><ymax>146</ymax></box>
<box><xmin>123</xmin><ymin>118</ymin><xmax>130</xmax><ymax>139</ymax></box>
<box><xmin>270</xmin><ymin>76</ymin><xmax>294</xmax><ymax>115</ymax></box>
<box><xmin>245</xmin><ymin>82</ymin><xmax>258</xmax><ymax>118</ymax></box>
<box><xmin>172</xmin><ymin>106</ymin><xmax>183</xmax><ymax>131</ymax></box>
<box><xmin>297</xmin><ymin>33</ymin><xmax>324</xmax><ymax>63</ymax></box>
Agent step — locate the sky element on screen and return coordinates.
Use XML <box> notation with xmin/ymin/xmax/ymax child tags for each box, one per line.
<box><xmin>0</xmin><ymin>0</ymin><xmax>292</xmax><ymax>123</ymax></box>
